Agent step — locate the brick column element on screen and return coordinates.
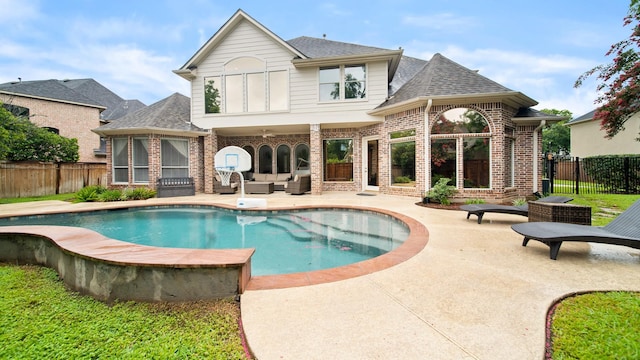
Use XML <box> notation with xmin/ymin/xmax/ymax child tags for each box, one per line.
<box><xmin>309</xmin><ymin>124</ymin><xmax>322</xmax><ymax>195</ymax></box>
<box><xmin>203</xmin><ymin>130</ymin><xmax>218</xmax><ymax>194</ymax></box>
<box><xmin>149</xmin><ymin>135</ymin><xmax>161</xmax><ymax>189</ymax></box>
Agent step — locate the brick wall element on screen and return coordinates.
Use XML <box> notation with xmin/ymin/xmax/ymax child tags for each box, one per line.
<box><xmin>1</xmin><ymin>94</ymin><xmax>104</xmax><ymax>163</ymax></box>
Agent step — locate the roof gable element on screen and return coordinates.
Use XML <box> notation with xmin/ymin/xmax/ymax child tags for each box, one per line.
<box><xmin>174</xmin><ymin>9</ymin><xmax>305</xmax><ymax>79</ymax></box>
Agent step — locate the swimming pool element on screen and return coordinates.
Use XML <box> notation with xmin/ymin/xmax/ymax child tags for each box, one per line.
<box><xmin>0</xmin><ymin>205</ymin><xmax>410</xmax><ymax>276</ymax></box>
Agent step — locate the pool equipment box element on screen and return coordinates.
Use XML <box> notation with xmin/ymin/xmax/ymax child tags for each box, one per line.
<box><xmin>237</xmin><ymin>197</ymin><xmax>267</xmax><ymax>209</ymax></box>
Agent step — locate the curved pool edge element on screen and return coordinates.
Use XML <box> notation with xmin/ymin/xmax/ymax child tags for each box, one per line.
<box><xmin>0</xmin><ymin>201</ymin><xmax>428</xmax><ymax>299</ymax></box>
<box><xmin>245</xmin><ymin>207</ymin><xmax>429</xmax><ymax>291</ymax></box>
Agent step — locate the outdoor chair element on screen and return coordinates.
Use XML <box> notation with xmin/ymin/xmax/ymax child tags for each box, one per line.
<box><xmin>511</xmin><ymin>199</ymin><xmax>640</xmax><ymax>260</ymax></box>
<box><xmin>460</xmin><ymin>196</ymin><xmax>573</xmax><ymax>224</ymax></box>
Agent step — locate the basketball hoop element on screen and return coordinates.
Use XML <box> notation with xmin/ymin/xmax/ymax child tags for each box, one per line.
<box><xmin>216</xmin><ymin>167</ymin><xmax>234</xmax><ymax>186</ymax></box>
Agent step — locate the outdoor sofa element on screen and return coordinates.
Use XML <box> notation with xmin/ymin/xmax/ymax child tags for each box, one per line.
<box><xmin>511</xmin><ymin>199</ymin><xmax>640</xmax><ymax>260</ymax></box>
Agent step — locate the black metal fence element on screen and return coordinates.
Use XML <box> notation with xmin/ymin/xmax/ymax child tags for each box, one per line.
<box><xmin>543</xmin><ymin>156</ymin><xmax>640</xmax><ymax>195</ymax></box>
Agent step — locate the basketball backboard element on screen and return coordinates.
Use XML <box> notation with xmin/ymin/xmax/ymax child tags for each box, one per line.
<box><xmin>214</xmin><ymin>146</ymin><xmax>252</xmax><ymax>172</ymax></box>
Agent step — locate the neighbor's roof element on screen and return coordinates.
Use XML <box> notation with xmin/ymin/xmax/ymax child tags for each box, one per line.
<box><xmin>0</xmin><ymin>79</ymin><xmax>106</xmax><ymax>109</ymax></box>
<box><xmin>93</xmin><ymin>93</ymin><xmax>206</xmax><ymax>136</ymax></box>
<box><xmin>566</xmin><ymin>109</ymin><xmax>596</xmax><ymax>126</ymax></box>
<box><xmin>59</xmin><ymin>78</ymin><xmax>146</xmax><ymax>120</ymax></box>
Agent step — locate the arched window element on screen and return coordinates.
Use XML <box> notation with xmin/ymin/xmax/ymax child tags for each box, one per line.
<box><xmin>258</xmin><ymin>145</ymin><xmax>272</xmax><ymax>174</ymax></box>
<box><xmin>430</xmin><ymin>108</ymin><xmax>491</xmax><ymax>189</ymax></box>
<box><xmin>276</xmin><ymin>144</ymin><xmax>291</xmax><ymax>174</ymax></box>
<box><xmin>294</xmin><ymin>144</ymin><xmax>310</xmax><ymax>172</ymax></box>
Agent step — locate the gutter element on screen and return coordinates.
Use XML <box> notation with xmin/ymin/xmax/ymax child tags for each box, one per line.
<box><xmin>532</xmin><ymin>120</ymin><xmax>546</xmax><ymax>193</ymax></box>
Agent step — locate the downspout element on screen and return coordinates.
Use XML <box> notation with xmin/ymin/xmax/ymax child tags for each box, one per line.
<box><xmin>424</xmin><ymin>99</ymin><xmax>433</xmax><ymax>193</ymax></box>
<box><xmin>532</xmin><ymin>120</ymin><xmax>546</xmax><ymax>193</ymax></box>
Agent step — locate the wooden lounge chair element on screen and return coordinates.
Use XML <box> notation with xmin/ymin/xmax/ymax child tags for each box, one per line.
<box><xmin>511</xmin><ymin>199</ymin><xmax>640</xmax><ymax>260</ymax></box>
<box><xmin>460</xmin><ymin>196</ymin><xmax>573</xmax><ymax>224</ymax></box>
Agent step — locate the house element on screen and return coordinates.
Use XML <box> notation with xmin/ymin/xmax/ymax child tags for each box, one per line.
<box><xmin>0</xmin><ymin>78</ymin><xmax>145</xmax><ymax>162</ymax></box>
<box><xmin>94</xmin><ymin>9</ymin><xmax>562</xmax><ymax>202</ymax></box>
<box><xmin>566</xmin><ymin>109</ymin><xmax>640</xmax><ymax>158</ymax></box>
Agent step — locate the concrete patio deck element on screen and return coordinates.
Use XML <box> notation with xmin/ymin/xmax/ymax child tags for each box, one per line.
<box><xmin>1</xmin><ymin>192</ymin><xmax>639</xmax><ymax>359</ymax></box>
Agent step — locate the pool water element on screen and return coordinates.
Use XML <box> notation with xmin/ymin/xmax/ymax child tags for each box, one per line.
<box><xmin>0</xmin><ymin>206</ymin><xmax>409</xmax><ymax>276</ymax></box>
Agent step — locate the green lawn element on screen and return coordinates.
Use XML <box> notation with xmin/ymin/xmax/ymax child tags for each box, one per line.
<box><xmin>0</xmin><ymin>192</ymin><xmax>76</xmax><ymax>204</ymax></box>
<box><xmin>0</xmin><ymin>265</ymin><xmax>248</xmax><ymax>359</ymax></box>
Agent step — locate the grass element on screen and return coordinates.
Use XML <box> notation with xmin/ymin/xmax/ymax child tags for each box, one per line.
<box><xmin>0</xmin><ymin>264</ymin><xmax>248</xmax><ymax>359</ymax></box>
<box><xmin>0</xmin><ymin>192</ymin><xmax>75</xmax><ymax>204</ymax></box>
<box><xmin>549</xmin><ymin>292</ymin><xmax>640</xmax><ymax>359</ymax></box>
<box><xmin>567</xmin><ymin>193</ymin><xmax>640</xmax><ymax>226</ymax></box>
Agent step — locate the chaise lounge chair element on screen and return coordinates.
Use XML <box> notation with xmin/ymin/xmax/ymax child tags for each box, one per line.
<box><xmin>460</xmin><ymin>196</ymin><xmax>573</xmax><ymax>224</ymax></box>
<box><xmin>511</xmin><ymin>199</ymin><xmax>640</xmax><ymax>260</ymax></box>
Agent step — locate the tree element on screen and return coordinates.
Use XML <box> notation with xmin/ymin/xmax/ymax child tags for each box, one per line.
<box><xmin>204</xmin><ymin>79</ymin><xmax>220</xmax><ymax>113</ymax></box>
<box><xmin>574</xmin><ymin>1</ymin><xmax>640</xmax><ymax>141</ymax></box>
<box><xmin>540</xmin><ymin>108</ymin><xmax>572</xmax><ymax>156</ymax></box>
<box><xmin>0</xmin><ymin>103</ymin><xmax>79</xmax><ymax>162</ymax></box>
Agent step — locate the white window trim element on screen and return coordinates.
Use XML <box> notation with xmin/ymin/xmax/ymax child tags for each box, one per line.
<box><xmin>160</xmin><ymin>138</ymin><xmax>190</xmax><ymax>178</ymax></box>
<box><xmin>112</xmin><ymin>137</ymin><xmax>129</xmax><ymax>184</ymax></box>
<box><xmin>318</xmin><ymin>64</ymin><xmax>368</xmax><ymax>103</ymax></box>
<box><xmin>132</xmin><ymin>137</ymin><xmax>149</xmax><ymax>184</ymax></box>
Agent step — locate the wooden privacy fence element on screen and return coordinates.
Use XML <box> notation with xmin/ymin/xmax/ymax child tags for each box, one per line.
<box><xmin>0</xmin><ymin>162</ymin><xmax>107</xmax><ymax>198</ymax></box>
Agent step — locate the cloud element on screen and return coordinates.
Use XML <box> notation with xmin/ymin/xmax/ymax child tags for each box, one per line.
<box><xmin>404</xmin><ymin>41</ymin><xmax>601</xmax><ymax>116</ymax></box>
<box><xmin>0</xmin><ymin>0</ymin><xmax>40</xmax><ymax>23</ymax></box>
<box><xmin>402</xmin><ymin>13</ymin><xmax>476</xmax><ymax>32</ymax></box>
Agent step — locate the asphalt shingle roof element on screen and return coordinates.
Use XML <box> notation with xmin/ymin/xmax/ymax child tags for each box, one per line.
<box><xmin>0</xmin><ymin>79</ymin><xmax>105</xmax><ymax>108</ymax></box>
<box><xmin>287</xmin><ymin>36</ymin><xmax>427</xmax><ymax>97</ymax></box>
<box><xmin>287</xmin><ymin>36</ymin><xmax>392</xmax><ymax>58</ymax></box>
<box><xmin>379</xmin><ymin>53</ymin><xmax>513</xmax><ymax>108</ymax></box>
<box><xmin>567</xmin><ymin>109</ymin><xmax>596</xmax><ymax>124</ymax></box>
<box><xmin>59</xmin><ymin>78</ymin><xmax>146</xmax><ymax>120</ymax></box>
<box><xmin>96</xmin><ymin>93</ymin><xmax>204</xmax><ymax>133</ymax></box>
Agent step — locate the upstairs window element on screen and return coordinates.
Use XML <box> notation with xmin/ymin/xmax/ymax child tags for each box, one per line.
<box><xmin>319</xmin><ymin>64</ymin><xmax>366</xmax><ymax>101</ymax></box>
<box><xmin>204</xmin><ymin>57</ymin><xmax>288</xmax><ymax>114</ymax></box>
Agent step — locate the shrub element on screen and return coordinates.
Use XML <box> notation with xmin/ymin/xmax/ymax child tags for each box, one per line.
<box><xmin>98</xmin><ymin>189</ymin><xmax>124</xmax><ymax>202</ymax></box>
<box><xmin>394</xmin><ymin>176</ymin><xmax>412</xmax><ymax>184</ymax></box>
<box><xmin>465</xmin><ymin>198</ymin><xmax>485</xmax><ymax>205</ymax></box>
<box><xmin>75</xmin><ymin>185</ymin><xmax>107</xmax><ymax>202</ymax></box>
<box><xmin>123</xmin><ymin>187</ymin><xmax>157</xmax><ymax>200</ymax></box>
<box><xmin>512</xmin><ymin>198</ymin><xmax>527</xmax><ymax>206</ymax></box>
<box><xmin>425</xmin><ymin>178</ymin><xmax>456</xmax><ymax>205</ymax></box>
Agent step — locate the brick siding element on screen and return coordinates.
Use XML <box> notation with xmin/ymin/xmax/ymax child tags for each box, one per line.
<box><xmin>1</xmin><ymin>94</ymin><xmax>104</xmax><ymax>163</ymax></box>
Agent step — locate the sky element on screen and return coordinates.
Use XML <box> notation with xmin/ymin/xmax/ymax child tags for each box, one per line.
<box><xmin>0</xmin><ymin>0</ymin><xmax>633</xmax><ymax>118</ymax></box>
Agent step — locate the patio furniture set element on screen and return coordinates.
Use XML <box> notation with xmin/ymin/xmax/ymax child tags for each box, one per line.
<box><xmin>214</xmin><ymin>173</ymin><xmax>311</xmax><ymax>195</ymax></box>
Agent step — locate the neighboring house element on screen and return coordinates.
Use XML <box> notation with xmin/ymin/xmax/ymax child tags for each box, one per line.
<box><xmin>94</xmin><ymin>9</ymin><xmax>562</xmax><ymax>201</ymax></box>
<box><xmin>566</xmin><ymin>109</ymin><xmax>640</xmax><ymax>158</ymax></box>
<box><xmin>0</xmin><ymin>78</ymin><xmax>145</xmax><ymax>162</ymax></box>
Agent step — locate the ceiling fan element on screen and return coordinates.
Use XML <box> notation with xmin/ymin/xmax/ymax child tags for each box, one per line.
<box><xmin>261</xmin><ymin>129</ymin><xmax>275</xmax><ymax>138</ymax></box>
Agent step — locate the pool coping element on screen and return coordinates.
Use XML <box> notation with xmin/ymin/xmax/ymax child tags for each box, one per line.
<box><xmin>0</xmin><ymin>202</ymin><xmax>428</xmax><ymax>296</ymax></box>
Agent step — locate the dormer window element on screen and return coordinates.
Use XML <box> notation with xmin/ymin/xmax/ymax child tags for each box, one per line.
<box><xmin>319</xmin><ymin>64</ymin><xmax>366</xmax><ymax>101</ymax></box>
<box><xmin>204</xmin><ymin>57</ymin><xmax>288</xmax><ymax>114</ymax></box>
